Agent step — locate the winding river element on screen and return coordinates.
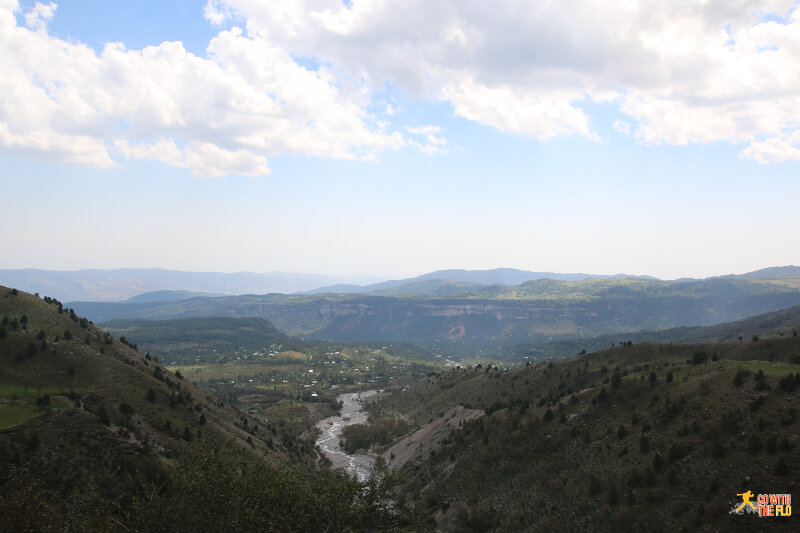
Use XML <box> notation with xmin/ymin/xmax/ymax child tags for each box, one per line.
<box><xmin>315</xmin><ymin>390</ymin><xmax>378</xmax><ymax>481</ymax></box>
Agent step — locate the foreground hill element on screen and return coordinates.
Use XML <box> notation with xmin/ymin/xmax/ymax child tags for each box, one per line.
<box><xmin>70</xmin><ymin>276</ymin><xmax>800</xmax><ymax>356</ymax></box>
<box><xmin>0</xmin><ymin>287</ymin><xmax>422</xmax><ymax>531</ymax></box>
<box><xmin>369</xmin><ymin>338</ymin><xmax>800</xmax><ymax>531</ymax></box>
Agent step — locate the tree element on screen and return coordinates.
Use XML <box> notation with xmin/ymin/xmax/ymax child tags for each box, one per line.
<box><xmin>63</xmin><ymin>330</ymin><xmax>73</xmax><ymax>341</ymax></box>
<box><xmin>648</xmin><ymin>372</ymin><xmax>657</xmax><ymax>386</ymax></box>
<box><xmin>146</xmin><ymin>389</ymin><xmax>157</xmax><ymax>402</ymax></box>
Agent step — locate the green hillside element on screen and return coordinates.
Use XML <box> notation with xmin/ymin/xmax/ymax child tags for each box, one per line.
<box><xmin>99</xmin><ymin>316</ymin><xmax>295</xmax><ymax>363</ymax></box>
<box><xmin>0</xmin><ymin>287</ymin><xmax>423</xmax><ymax>531</ymax></box>
<box><xmin>367</xmin><ymin>338</ymin><xmax>800</xmax><ymax>531</ymax></box>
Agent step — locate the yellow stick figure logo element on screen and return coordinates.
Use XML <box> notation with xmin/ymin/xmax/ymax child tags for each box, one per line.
<box><xmin>736</xmin><ymin>490</ymin><xmax>757</xmax><ymax>513</ymax></box>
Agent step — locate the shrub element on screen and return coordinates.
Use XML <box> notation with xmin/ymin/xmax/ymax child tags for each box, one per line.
<box><xmin>25</xmin><ymin>342</ymin><xmax>37</xmax><ymax>358</ymax></box>
<box><xmin>63</xmin><ymin>330</ymin><xmax>73</xmax><ymax>341</ymax></box>
<box><xmin>732</xmin><ymin>369</ymin><xmax>750</xmax><ymax>387</ymax></box>
<box><xmin>779</xmin><ymin>373</ymin><xmax>798</xmax><ymax>392</ymax></box>
<box><xmin>774</xmin><ymin>457</ymin><xmax>790</xmax><ymax>475</ymax></box>
<box><xmin>146</xmin><ymin>389</ymin><xmax>157</xmax><ymax>402</ymax></box>
<box><xmin>588</xmin><ymin>476</ymin><xmax>602</xmax><ymax>496</ymax></box>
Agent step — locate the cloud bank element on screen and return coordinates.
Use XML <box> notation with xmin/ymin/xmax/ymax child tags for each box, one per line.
<box><xmin>1</xmin><ymin>0</ymin><xmax>799</xmax><ymax>177</ymax></box>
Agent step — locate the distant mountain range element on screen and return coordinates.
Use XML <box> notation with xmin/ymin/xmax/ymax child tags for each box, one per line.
<box><xmin>0</xmin><ymin>268</ymin><xmax>382</xmax><ymax>302</ymax></box>
<box><xmin>304</xmin><ymin>268</ymin><xmax>660</xmax><ymax>295</ymax></box>
<box><xmin>8</xmin><ymin>265</ymin><xmax>797</xmax><ymax>303</ymax></box>
<box><xmin>68</xmin><ymin>270</ymin><xmax>800</xmax><ymax>356</ymax></box>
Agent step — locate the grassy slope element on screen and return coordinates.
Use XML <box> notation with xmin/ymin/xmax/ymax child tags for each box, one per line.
<box><xmin>373</xmin><ymin>339</ymin><xmax>800</xmax><ymax>531</ymax></box>
<box><xmin>0</xmin><ymin>287</ymin><xmax>300</xmax><ymax>500</ymax></box>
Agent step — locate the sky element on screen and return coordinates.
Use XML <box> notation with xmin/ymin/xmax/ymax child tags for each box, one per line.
<box><xmin>1</xmin><ymin>0</ymin><xmax>799</xmax><ymax>281</ymax></box>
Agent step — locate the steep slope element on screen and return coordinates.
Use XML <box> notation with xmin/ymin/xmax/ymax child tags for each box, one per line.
<box><xmin>370</xmin><ymin>339</ymin><xmax>800</xmax><ymax>531</ymax></box>
<box><xmin>0</xmin><ymin>286</ymin><xmax>423</xmax><ymax>531</ymax></box>
<box><xmin>0</xmin><ymin>287</ymin><xmax>295</xmax><ymax>516</ymax></box>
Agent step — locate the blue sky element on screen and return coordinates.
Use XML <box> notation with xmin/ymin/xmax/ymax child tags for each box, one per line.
<box><xmin>1</xmin><ymin>1</ymin><xmax>799</xmax><ymax>280</ymax></box>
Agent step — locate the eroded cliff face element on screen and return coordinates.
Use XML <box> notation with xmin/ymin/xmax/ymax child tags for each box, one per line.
<box><xmin>71</xmin><ymin>280</ymin><xmax>800</xmax><ymax>348</ymax></box>
<box><xmin>264</xmin><ymin>290</ymin><xmax>800</xmax><ymax>346</ymax></box>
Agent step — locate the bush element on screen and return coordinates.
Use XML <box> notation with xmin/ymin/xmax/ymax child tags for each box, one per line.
<box><xmin>774</xmin><ymin>457</ymin><xmax>790</xmax><ymax>475</ymax></box>
<box><xmin>146</xmin><ymin>389</ymin><xmax>157</xmax><ymax>403</ymax></box>
<box><xmin>779</xmin><ymin>373</ymin><xmax>799</xmax><ymax>392</ymax></box>
<box><xmin>588</xmin><ymin>476</ymin><xmax>602</xmax><ymax>496</ymax></box>
<box><xmin>122</xmin><ymin>441</ymin><xmax>418</xmax><ymax>532</ymax></box>
<box><xmin>25</xmin><ymin>342</ymin><xmax>37</xmax><ymax>358</ymax></box>
<box><xmin>63</xmin><ymin>330</ymin><xmax>73</xmax><ymax>341</ymax></box>
<box><xmin>732</xmin><ymin>369</ymin><xmax>750</xmax><ymax>387</ymax></box>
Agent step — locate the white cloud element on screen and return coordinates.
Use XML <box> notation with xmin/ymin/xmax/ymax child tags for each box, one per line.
<box><xmin>3</xmin><ymin>0</ymin><xmax>800</xmax><ymax>174</ymax></box>
<box><xmin>203</xmin><ymin>0</ymin><xmax>233</xmax><ymax>26</ymax></box>
<box><xmin>213</xmin><ymin>0</ymin><xmax>800</xmax><ymax>161</ymax></box>
<box><xmin>184</xmin><ymin>142</ymin><xmax>270</xmax><ymax>178</ymax></box>
<box><xmin>741</xmin><ymin>131</ymin><xmax>800</xmax><ymax>163</ymax></box>
<box><xmin>0</xmin><ymin>0</ymin><xmax>404</xmax><ymax>177</ymax></box>
<box><xmin>613</xmin><ymin>121</ymin><xmax>631</xmax><ymax>136</ymax></box>
<box><xmin>405</xmin><ymin>125</ymin><xmax>448</xmax><ymax>155</ymax></box>
<box><xmin>23</xmin><ymin>1</ymin><xmax>55</xmax><ymax>31</ymax></box>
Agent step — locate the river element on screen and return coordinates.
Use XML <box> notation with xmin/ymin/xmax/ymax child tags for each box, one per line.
<box><xmin>314</xmin><ymin>390</ymin><xmax>378</xmax><ymax>481</ymax></box>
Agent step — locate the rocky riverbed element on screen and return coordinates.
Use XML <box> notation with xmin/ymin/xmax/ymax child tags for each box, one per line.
<box><xmin>314</xmin><ymin>390</ymin><xmax>378</xmax><ymax>481</ymax></box>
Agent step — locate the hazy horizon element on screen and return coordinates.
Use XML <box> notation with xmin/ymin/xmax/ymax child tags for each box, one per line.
<box><xmin>1</xmin><ymin>264</ymin><xmax>796</xmax><ymax>284</ymax></box>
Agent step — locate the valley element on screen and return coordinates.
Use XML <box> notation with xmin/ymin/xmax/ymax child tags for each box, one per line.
<box><xmin>2</xmin><ymin>278</ymin><xmax>799</xmax><ymax>532</ymax></box>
